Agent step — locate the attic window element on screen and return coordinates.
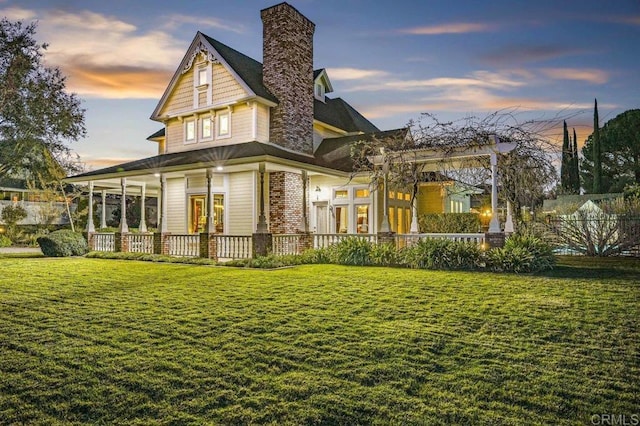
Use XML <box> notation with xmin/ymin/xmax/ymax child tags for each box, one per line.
<box><xmin>314</xmin><ymin>82</ymin><xmax>325</xmax><ymax>101</ymax></box>
<box><xmin>197</xmin><ymin>67</ymin><xmax>208</xmax><ymax>87</ymax></box>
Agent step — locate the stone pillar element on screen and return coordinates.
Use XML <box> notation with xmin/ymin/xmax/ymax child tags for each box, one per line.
<box><xmin>252</xmin><ymin>232</ymin><xmax>273</xmax><ymax>258</ymax></box>
<box><xmin>139</xmin><ymin>183</ymin><xmax>147</xmax><ymax>233</ymax></box>
<box><xmin>488</xmin><ymin>152</ymin><xmax>501</xmax><ymax>233</ymax></box>
<box><xmin>200</xmin><ymin>233</ymin><xmax>218</xmax><ymax>260</ymax></box>
<box><xmin>100</xmin><ymin>190</ymin><xmax>107</xmax><ymax>229</ymax></box>
<box><xmin>86</xmin><ymin>181</ymin><xmax>96</xmax><ymax>233</ymax></box>
<box><xmin>118</xmin><ymin>178</ymin><xmax>129</xmax><ymax>233</ymax></box>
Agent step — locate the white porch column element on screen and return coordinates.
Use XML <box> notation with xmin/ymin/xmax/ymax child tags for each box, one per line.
<box><xmin>256</xmin><ymin>163</ymin><xmax>268</xmax><ymax>233</ymax></box>
<box><xmin>301</xmin><ymin>170</ymin><xmax>309</xmax><ymax>233</ymax></box>
<box><xmin>488</xmin><ymin>152</ymin><xmax>501</xmax><ymax>233</ymax></box>
<box><xmin>379</xmin><ymin>160</ymin><xmax>391</xmax><ymax>233</ymax></box>
<box><xmin>160</xmin><ymin>175</ymin><xmax>168</xmax><ymax>233</ymax></box>
<box><xmin>86</xmin><ymin>181</ymin><xmax>95</xmax><ymax>233</ymax></box>
<box><xmin>206</xmin><ymin>169</ymin><xmax>214</xmax><ymax>233</ymax></box>
<box><xmin>139</xmin><ymin>183</ymin><xmax>147</xmax><ymax>233</ymax></box>
<box><xmin>410</xmin><ymin>191</ymin><xmax>419</xmax><ymax>234</ymax></box>
<box><xmin>504</xmin><ymin>200</ymin><xmax>515</xmax><ymax>235</ymax></box>
<box><xmin>118</xmin><ymin>178</ymin><xmax>129</xmax><ymax>233</ymax></box>
<box><xmin>100</xmin><ymin>190</ymin><xmax>107</xmax><ymax>229</ymax></box>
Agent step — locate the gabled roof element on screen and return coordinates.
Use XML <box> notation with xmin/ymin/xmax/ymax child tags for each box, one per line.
<box><xmin>151</xmin><ymin>32</ymin><xmax>278</xmax><ymax>120</ymax></box>
<box><xmin>313</xmin><ymin>68</ymin><xmax>333</xmax><ymax>93</ymax></box>
<box><xmin>202</xmin><ymin>34</ymin><xmax>277</xmax><ymax>104</ymax></box>
<box><xmin>315</xmin><ymin>97</ymin><xmax>380</xmax><ymax>134</ymax></box>
<box><xmin>147</xmin><ymin>128</ymin><xmax>165</xmax><ymax>141</ymax></box>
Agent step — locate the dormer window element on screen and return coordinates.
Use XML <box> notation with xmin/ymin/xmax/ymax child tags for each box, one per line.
<box><xmin>313</xmin><ymin>68</ymin><xmax>333</xmax><ymax>103</ymax></box>
<box><xmin>314</xmin><ymin>83</ymin><xmax>324</xmax><ymax>101</ymax></box>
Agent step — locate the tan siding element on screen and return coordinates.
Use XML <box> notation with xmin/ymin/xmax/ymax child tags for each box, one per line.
<box><xmin>230</xmin><ymin>104</ymin><xmax>252</xmax><ymax>142</ymax></box>
<box><xmin>166</xmin><ymin>119</ymin><xmax>184</xmax><ymax>153</ymax></box>
<box><xmin>212</xmin><ymin>63</ymin><xmax>246</xmax><ymax>104</ymax></box>
<box><xmin>257</xmin><ymin>104</ymin><xmax>270</xmax><ymax>142</ymax></box>
<box><xmin>161</xmin><ymin>73</ymin><xmax>193</xmax><ymax>117</ymax></box>
<box><xmin>418</xmin><ymin>185</ymin><xmax>444</xmax><ymax>214</ymax></box>
<box><xmin>166</xmin><ymin>178</ymin><xmax>186</xmax><ymax>233</ymax></box>
<box><xmin>227</xmin><ymin>171</ymin><xmax>255</xmax><ymax>234</ymax></box>
<box><xmin>198</xmin><ymin>91</ymin><xmax>207</xmax><ymax>108</ymax></box>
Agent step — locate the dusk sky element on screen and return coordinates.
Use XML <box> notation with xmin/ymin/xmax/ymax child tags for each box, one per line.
<box><xmin>3</xmin><ymin>0</ymin><xmax>639</xmax><ymax>170</ymax></box>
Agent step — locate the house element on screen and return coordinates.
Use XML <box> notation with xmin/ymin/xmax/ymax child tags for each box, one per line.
<box><xmin>0</xmin><ymin>178</ymin><xmax>71</xmax><ymax>227</ymax></box>
<box><xmin>67</xmin><ymin>2</ymin><xmax>491</xmax><ymax>256</ymax></box>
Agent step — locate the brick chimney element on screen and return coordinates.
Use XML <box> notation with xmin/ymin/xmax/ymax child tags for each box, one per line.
<box><xmin>261</xmin><ymin>2</ymin><xmax>315</xmax><ymax>154</ymax></box>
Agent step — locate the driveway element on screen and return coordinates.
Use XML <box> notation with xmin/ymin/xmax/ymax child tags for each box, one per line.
<box><xmin>0</xmin><ymin>247</ymin><xmax>42</xmax><ymax>254</ymax></box>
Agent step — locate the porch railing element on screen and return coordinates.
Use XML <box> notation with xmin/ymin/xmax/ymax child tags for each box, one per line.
<box><xmin>128</xmin><ymin>233</ymin><xmax>154</xmax><ymax>253</ymax></box>
<box><xmin>166</xmin><ymin>234</ymin><xmax>199</xmax><ymax>257</ymax></box>
<box><xmin>273</xmin><ymin>234</ymin><xmax>303</xmax><ymax>256</ymax></box>
<box><xmin>91</xmin><ymin>233</ymin><xmax>115</xmax><ymax>252</ymax></box>
<box><xmin>395</xmin><ymin>233</ymin><xmax>486</xmax><ymax>248</ymax></box>
<box><xmin>214</xmin><ymin>235</ymin><xmax>252</xmax><ymax>259</ymax></box>
<box><xmin>313</xmin><ymin>233</ymin><xmax>378</xmax><ymax>249</ymax></box>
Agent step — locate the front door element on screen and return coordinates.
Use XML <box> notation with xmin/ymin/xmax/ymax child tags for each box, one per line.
<box><xmin>315</xmin><ymin>203</ymin><xmax>328</xmax><ymax>234</ymax></box>
<box><xmin>189</xmin><ymin>193</ymin><xmax>225</xmax><ymax>234</ymax></box>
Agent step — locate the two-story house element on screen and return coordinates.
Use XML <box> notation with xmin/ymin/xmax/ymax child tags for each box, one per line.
<box><xmin>67</xmin><ymin>2</ymin><xmax>478</xmax><ymax>247</ymax></box>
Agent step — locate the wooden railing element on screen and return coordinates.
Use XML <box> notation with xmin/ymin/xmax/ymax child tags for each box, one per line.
<box><xmin>313</xmin><ymin>233</ymin><xmax>378</xmax><ymax>249</ymax></box>
<box><xmin>214</xmin><ymin>235</ymin><xmax>252</xmax><ymax>259</ymax></box>
<box><xmin>128</xmin><ymin>233</ymin><xmax>154</xmax><ymax>253</ymax></box>
<box><xmin>166</xmin><ymin>234</ymin><xmax>199</xmax><ymax>257</ymax></box>
<box><xmin>91</xmin><ymin>233</ymin><xmax>115</xmax><ymax>252</ymax></box>
<box><xmin>395</xmin><ymin>233</ymin><xmax>486</xmax><ymax>248</ymax></box>
<box><xmin>272</xmin><ymin>234</ymin><xmax>303</xmax><ymax>256</ymax></box>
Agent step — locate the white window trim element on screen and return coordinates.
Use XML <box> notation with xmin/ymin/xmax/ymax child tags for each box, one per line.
<box><xmin>184</xmin><ymin>118</ymin><xmax>196</xmax><ymax>145</ymax></box>
<box><xmin>216</xmin><ymin>109</ymin><xmax>231</xmax><ymax>139</ymax></box>
<box><xmin>200</xmin><ymin>115</ymin><xmax>214</xmax><ymax>142</ymax></box>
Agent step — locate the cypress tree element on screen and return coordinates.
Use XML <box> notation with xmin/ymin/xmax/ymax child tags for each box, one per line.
<box><xmin>561</xmin><ymin>120</ymin><xmax>571</xmax><ymax>192</ymax></box>
<box><xmin>572</xmin><ymin>128</ymin><xmax>580</xmax><ymax>193</ymax></box>
<box><xmin>593</xmin><ymin>99</ymin><xmax>602</xmax><ymax>193</ymax></box>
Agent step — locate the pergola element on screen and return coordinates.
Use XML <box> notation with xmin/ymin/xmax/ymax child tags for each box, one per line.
<box><xmin>369</xmin><ymin>136</ymin><xmax>516</xmax><ymax>234</ymax></box>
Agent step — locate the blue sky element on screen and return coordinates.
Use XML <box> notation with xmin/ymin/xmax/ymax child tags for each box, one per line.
<box><xmin>3</xmin><ymin>0</ymin><xmax>639</xmax><ymax>169</ymax></box>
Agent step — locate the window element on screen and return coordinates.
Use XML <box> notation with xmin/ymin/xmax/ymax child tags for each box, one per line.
<box><xmin>217</xmin><ymin>112</ymin><xmax>230</xmax><ymax>137</ymax></box>
<box><xmin>201</xmin><ymin>117</ymin><xmax>212</xmax><ymax>140</ymax></box>
<box><xmin>185</xmin><ymin>119</ymin><xmax>196</xmax><ymax>143</ymax></box>
<box><xmin>315</xmin><ymin>83</ymin><xmax>324</xmax><ymax>99</ymax></box>
<box><xmin>198</xmin><ymin>68</ymin><xmax>207</xmax><ymax>86</ymax></box>
<box><xmin>334</xmin><ymin>190</ymin><xmax>348</xmax><ymax>199</ymax></box>
<box><xmin>356</xmin><ymin>205</ymin><xmax>369</xmax><ymax>234</ymax></box>
<box><xmin>335</xmin><ymin>206</ymin><xmax>348</xmax><ymax>233</ymax></box>
<box><xmin>355</xmin><ymin>188</ymin><xmax>370</xmax><ymax>198</ymax></box>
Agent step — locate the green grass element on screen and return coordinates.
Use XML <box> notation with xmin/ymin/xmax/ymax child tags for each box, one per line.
<box><xmin>0</xmin><ymin>257</ymin><xmax>638</xmax><ymax>425</ymax></box>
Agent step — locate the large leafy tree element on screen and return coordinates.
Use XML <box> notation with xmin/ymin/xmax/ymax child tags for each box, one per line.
<box><xmin>581</xmin><ymin>109</ymin><xmax>640</xmax><ymax>193</ymax></box>
<box><xmin>0</xmin><ymin>18</ymin><xmax>85</xmax><ymax>182</ymax></box>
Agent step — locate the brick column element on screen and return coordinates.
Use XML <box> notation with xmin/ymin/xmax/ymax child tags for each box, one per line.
<box><xmin>115</xmin><ymin>232</ymin><xmax>129</xmax><ymax>253</ymax></box>
<box><xmin>298</xmin><ymin>232</ymin><xmax>313</xmax><ymax>253</ymax></box>
<box><xmin>199</xmin><ymin>233</ymin><xmax>218</xmax><ymax>260</ymax></box>
<box><xmin>377</xmin><ymin>231</ymin><xmax>396</xmax><ymax>246</ymax></box>
<box><xmin>485</xmin><ymin>232</ymin><xmax>505</xmax><ymax>249</ymax></box>
<box><xmin>253</xmin><ymin>233</ymin><xmax>273</xmax><ymax>258</ymax></box>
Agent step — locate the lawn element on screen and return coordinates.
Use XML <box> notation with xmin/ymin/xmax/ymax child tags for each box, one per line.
<box><xmin>0</xmin><ymin>257</ymin><xmax>638</xmax><ymax>425</ymax></box>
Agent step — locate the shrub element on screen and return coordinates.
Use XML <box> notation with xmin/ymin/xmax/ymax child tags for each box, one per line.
<box><xmin>37</xmin><ymin>230</ymin><xmax>88</xmax><ymax>257</ymax></box>
<box><xmin>487</xmin><ymin>233</ymin><xmax>555</xmax><ymax>273</ymax></box>
<box><xmin>0</xmin><ymin>234</ymin><xmax>11</xmax><ymax>247</ymax></box>
<box><xmin>332</xmin><ymin>237</ymin><xmax>373</xmax><ymax>266</ymax></box>
<box><xmin>1</xmin><ymin>204</ymin><xmax>28</xmax><ymax>241</ymax></box>
<box><xmin>370</xmin><ymin>243</ymin><xmax>399</xmax><ymax>267</ymax></box>
<box><xmin>418</xmin><ymin>213</ymin><xmax>480</xmax><ymax>233</ymax></box>
<box><xmin>400</xmin><ymin>238</ymin><xmax>483</xmax><ymax>270</ymax></box>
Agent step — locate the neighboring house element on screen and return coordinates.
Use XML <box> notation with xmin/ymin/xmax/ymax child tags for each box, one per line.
<box><xmin>67</xmin><ymin>2</ymin><xmax>478</xmax><ymax>239</ymax></box>
<box><xmin>0</xmin><ymin>178</ymin><xmax>70</xmax><ymax>226</ymax></box>
<box><xmin>542</xmin><ymin>193</ymin><xmax>623</xmax><ymax>215</ymax></box>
